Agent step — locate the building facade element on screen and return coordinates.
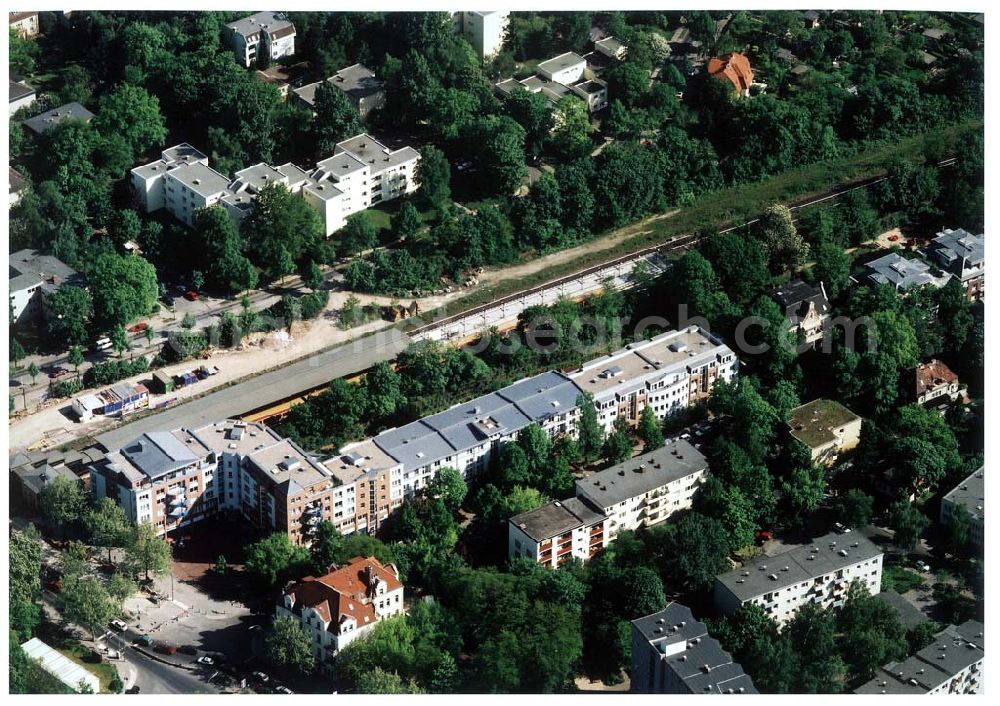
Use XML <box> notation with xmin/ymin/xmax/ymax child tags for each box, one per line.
<box><xmin>131</xmin><ymin>134</ymin><xmax>419</xmax><ymax>236</ymax></box>
<box><xmin>768</xmin><ymin>279</ymin><xmax>831</xmax><ymax>349</ymax></box>
<box><xmin>939</xmin><ymin>467</ymin><xmax>984</xmax><ymax>549</ymax></box>
<box><xmin>928</xmin><ymin>228</ymin><xmax>984</xmax><ymax>301</ymax></box>
<box><xmin>453</xmin><ymin>11</ymin><xmax>509</xmax><ymax>59</ymax></box>
<box><xmin>787</xmin><ymin>398</ymin><xmax>862</xmax><ymax>465</ymax></box>
<box><xmin>9</xmin><ymin>78</ymin><xmax>36</xmax><ymax>116</ymax></box>
<box><xmin>225</xmin><ymin>12</ymin><xmax>296</xmax><ymax>69</ymax></box>
<box><xmin>914</xmin><ymin>359</ymin><xmax>965</xmax><ymax>408</ymax></box>
<box><xmin>856</xmin><ymin>620</ymin><xmax>983</xmax><ymax>694</ymax></box>
<box><xmin>508</xmin><ymin>498</ymin><xmax>608</xmax><ymax>567</ymax></box>
<box><xmin>277</xmin><ymin>556</ymin><xmax>404</xmax><ymax>672</ymax></box>
<box><xmin>631</xmin><ymin>603</ymin><xmax>757</xmax><ymax>694</ymax></box>
<box><xmin>9</xmin><ymin>11</ymin><xmax>39</xmax><ymax>38</ymax></box>
<box><xmin>9</xmin><ymin>249</ymin><xmax>82</xmax><ymax>325</ymax></box>
<box><xmin>714</xmin><ymin>532</ymin><xmax>884</xmax><ymax>626</ymax></box>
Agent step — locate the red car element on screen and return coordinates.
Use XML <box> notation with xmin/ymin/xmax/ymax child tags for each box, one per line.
<box><xmin>888</xmin><ymin>234</ymin><xmax>900</xmax><ymax>242</ymax></box>
<box><xmin>184</xmin><ymin>291</ymin><xmax>199</xmax><ymax>301</ymax></box>
<box><xmin>47</xmin><ymin>366</ymin><xmax>70</xmax><ymax>379</ymax></box>
<box><xmin>154</xmin><ymin>643</ymin><xmax>177</xmax><ymax>655</ymax></box>
<box><xmin>127</xmin><ymin>322</ymin><xmax>148</xmax><ymax>334</ymax></box>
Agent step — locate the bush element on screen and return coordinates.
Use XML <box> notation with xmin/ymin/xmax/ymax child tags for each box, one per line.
<box><xmin>300</xmin><ymin>291</ymin><xmax>329</xmax><ymax>319</ymax></box>
<box><xmin>881</xmin><ymin>565</ymin><xmax>923</xmax><ymax>594</ymax></box>
<box><xmin>83</xmin><ymin>357</ymin><xmax>149</xmax><ymax>387</ymax></box>
<box><xmin>50</xmin><ymin>378</ymin><xmax>85</xmax><ymax>399</ymax></box>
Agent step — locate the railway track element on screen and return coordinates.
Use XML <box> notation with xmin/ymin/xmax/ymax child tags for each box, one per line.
<box><xmin>410</xmin><ymin>156</ymin><xmax>958</xmax><ymax>337</ymax></box>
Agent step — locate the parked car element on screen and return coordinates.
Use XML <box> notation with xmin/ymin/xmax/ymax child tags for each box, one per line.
<box><xmin>178</xmin><ymin>645</ymin><xmax>198</xmax><ymax>656</ymax></box>
<box><xmin>154</xmin><ymin>643</ymin><xmax>177</xmax><ymax>655</ymax></box>
<box><xmin>93</xmin><ymin>336</ymin><xmax>113</xmax><ymax>353</ymax></box>
<box><xmin>184</xmin><ymin>291</ymin><xmax>199</xmax><ymax>301</ymax></box>
<box><xmin>137</xmin><ymin>634</ymin><xmax>154</xmax><ymax>647</ymax></box>
<box><xmin>274</xmin><ymin>686</ymin><xmax>294</xmax><ymax>694</ymax></box>
<box><xmin>163</xmin><ymin>294</ymin><xmax>175</xmax><ymax>307</ymax></box>
<box><xmin>47</xmin><ymin>366</ymin><xmax>71</xmax><ymax>379</ymax></box>
<box><xmin>251</xmin><ymin>671</ymin><xmax>270</xmax><ymax>683</ymax></box>
<box><xmin>915</xmin><ymin>560</ymin><xmax>931</xmax><ymax>572</ymax></box>
<box><xmin>833</xmin><ymin>523</ymin><xmax>852</xmax><ymax>534</ymax></box>
<box><xmin>196</xmin><ymin>656</ymin><xmax>215</xmax><ymax>666</ymax></box>
<box><xmin>109</xmin><ymin>619</ymin><xmax>128</xmax><ymax>632</ymax></box>
<box><xmin>127</xmin><ymin>322</ymin><xmax>148</xmax><ymax>334</ymax></box>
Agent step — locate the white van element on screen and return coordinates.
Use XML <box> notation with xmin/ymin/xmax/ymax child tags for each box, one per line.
<box><xmin>94</xmin><ymin>336</ymin><xmax>113</xmax><ymax>352</ymax></box>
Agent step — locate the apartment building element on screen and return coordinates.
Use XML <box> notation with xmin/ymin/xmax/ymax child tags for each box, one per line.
<box><xmin>324</xmin><ymin>439</ymin><xmax>405</xmax><ymax>536</ymax></box>
<box><xmin>940</xmin><ymin>467</ymin><xmax>984</xmax><ymax>549</ymax></box>
<box><xmin>508</xmin><ymin>498</ymin><xmax>608</xmax><ymax>567</ymax></box>
<box><xmin>856</xmin><ymin>620</ymin><xmax>983</xmax><ymax>694</ymax></box>
<box><xmin>787</xmin><ymin>398</ymin><xmax>862</xmax><ymax>466</ymax></box>
<box><xmin>294</xmin><ymin>64</ymin><xmax>385</xmax><ymax>118</ymax></box>
<box><xmin>9</xmin><ymin>249</ymin><xmax>82</xmax><ymax>325</ymax></box>
<box><xmin>9</xmin><ymin>11</ymin><xmax>39</xmax><ymax>39</ymax></box>
<box><xmin>595</xmin><ymin>36</ymin><xmax>627</xmax><ymax>61</ymax></box>
<box><xmin>277</xmin><ymin>556</ymin><xmax>404</xmax><ymax>672</ymax></box>
<box><xmin>914</xmin><ymin>358</ymin><xmax>966</xmax><ymax>408</ymax></box>
<box><xmin>567</xmin><ymin>326</ymin><xmax>738</xmax><ymax>434</ymax></box>
<box><xmin>496</xmin><ymin>50</ymin><xmax>608</xmax><ymax>114</ymax></box>
<box><xmin>855</xmin><ymin>252</ymin><xmax>951</xmax><ymax>292</ymax></box>
<box><xmin>768</xmin><ymin>278</ymin><xmax>831</xmax><ymax>349</ymax></box>
<box><xmin>714</xmin><ymin>532</ymin><xmax>883</xmax><ymax>626</ymax></box>
<box><xmin>225</xmin><ymin>12</ymin><xmax>296</xmax><ymax>69</ymax></box>
<box><xmin>631</xmin><ymin>603</ymin><xmax>757</xmax><ymax>694</ymax></box>
<box><xmin>453</xmin><ymin>11</ymin><xmax>509</xmax><ymax>59</ymax></box>
<box><xmin>928</xmin><ymin>228</ymin><xmax>984</xmax><ymax>301</ymax></box>
<box><xmin>131</xmin><ymin>134</ymin><xmax>419</xmax><ymax>236</ymax></box>
<box><xmin>576</xmin><ymin>440</ymin><xmax>709</xmax><ymax>542</ymax></box>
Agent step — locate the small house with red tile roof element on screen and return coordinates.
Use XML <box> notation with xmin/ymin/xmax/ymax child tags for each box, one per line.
<box><xmin>707</xmin><ymin>52</ymin><xmax>754</xmax><ymax>96</ymax></box>
<box><xmin>914</xmin><ymin>359</ymin><xmax>967</xmax><ymax>408</ymax></box>
<box><xmin>277</xmin><ymin>556</ymin><xmax>404</xmax><ymax>670</ymax></box>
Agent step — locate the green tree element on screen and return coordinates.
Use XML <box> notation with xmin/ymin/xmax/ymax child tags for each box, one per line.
<box><xmin>638</xmin><ymin>406</ymin><xmax>664</xmax><ymax>451</ymax></box>
<box><xmin>312</xmin><ymin>80</ymin><xmax>362</xmax><ymax>156</ymax></box>
<box><xmin>426</xmin><ymin>468</ymin><xmax>467</xmax><ymax>514</ymax></box>
<box><xmin>215</xmin><ymin>555</ymin><xmax>228</xmax><ymax>575</ymax></box>
<box><xmin>44</xmin><ymin>286</ymin><xmax>93</xmax><ymax>347</ymax></box>
<box><xmin>833</xmin><ymin>489</ymin><xmax>874</xmax><ymax>529</ymax></box>
<box><xmin>265</xmin><ymin>616</ymin><xmax>316</xmax><ymax>673</ymax></box>
<box><xmin>244</xmin><ymin>533</ymin><xmax>310</xmax><ymax>590</ymax></box>
<box><xmin>355</xmin><ymin>667</ymin><xmax>424</xmax><ymax>694</ymax></box>
<box><xmin>340</xmin><ymin>212</ymin><xmax>379</xmax><ymax>256</ymax></box>
<box><xmin>84</xmin><ymin>497</ymin><xmax>130</xmax><ymax>563</ymax></box>
<box><xmin>68</xmin><ymin>345</ymin><xmax>85</xmax><ymax>373</ymax></box>
<box><xmin>415</xmin><ymin>145</ymin><xmax>451</xmax><ymax>212</ymax></box>
<box><xmin>124</xmin><ymin>522</ymin><xmax>172</xmax><ymax>581</ymax></box>
<box><xmin>302</xmin><ymin>261</ymin><xmax>324</xmax><ymax>291</ymax></box>
<box><xmin>310</xmin><ymin>521</ymin><xmax>342</xmax><ymax>574</ymax></box>
<box><xmin>888</xmin><ymin>501</ymin><xmax>930</xmax><ymax>550</ymax></box>
<box><xmin>757</xmin><ymin>204</ymin><xmax>809</xmax><ymax>273</ymax></box>
<box><xmin>575</xmin><ymin>392</ymin><xmax>604</xmax><ymax>460</ymax></box>
<box><xmin>551</xmin><ymin>96</ymin><xmax>591</xmax><ymax>160</ymax></box>
<box><xmin>60</xmin><ymin>575</ymin><xmax>114</xmax><ymax>640</ymax></box>
<box><xmin>781</xmin><ymin>448</ymin><xmax>827</xmax><ymax>526</ymax></box>
<box><xmin>503</xmin><ymin>88</ymin><xmax>554</xmax><ymax>157</ymax></box>
<box><xmin>108</xmin><ymin>573</ymin><xmax>137</xmax><ymax>611</ymax></box>
<box><xmin>813</xmin><ymin>240</ymin><xmax>852</xmax><ymax>301</ymax></box>
<box><xmin>27</xmin><ymin>361</ymin><xmax>40</xmax><ymax>385</ymax></box>
<box><xmin>364</xmin><ymin>361</ymin><xmax>407</xmax><ymax>419</ymax></box>
<box><xmin>393</xmin><ymin>202</ymin><xmax>422</xmax><ymax>240</ymax></box>
<box><xmin>945</xmin><ymin>504</ymin><xmax>971</xmax><ymax>555</ymax></box>
<box><xmin>39</xmin><ymin>477</ymin><xmax>85</xmax><ymax>535</ymax></box>
<box><xmin>504</xmin><ymin>486</ymin><xmax>547</xmax><ymax>516</ymax></box>
<box><xmin>656</xmin><ymin>512</ymin><xmax>732</xmax><ymax>591</ymax></box>
<box><xmin>10</xmin><ymin>526</ymin><xmax>43</xmax><ymax>640</ymax></box>
<box><xmin>110</xmin><ymin>324</ymin><xmax>130</xmax><ymax>356</ymax></box>
<box><xmin>243</xmin><ymin>183</ymin><xmax>323</xmax><ymax>280</ymax></box>
<box><xmin>464</xmin><ymin>115</ymin><xmax>527</xmax><ymax>196</ymax></box>
<box><xmin>95</xmin><ymin>83</ymin><xmax>168</xmax><ymax>157</ymax></box>
<box><xmin>88</xmin><ymin>253</ymin><xmax>159</xmax><ymax>329</ymax></box>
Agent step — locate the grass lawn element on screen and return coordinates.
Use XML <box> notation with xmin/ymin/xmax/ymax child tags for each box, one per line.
<box><xmin>36</xmin><ymin>620</ymin><xmax>121</xmax><ymax>693</ymax></box>
<box><xmin>882</xmin><ymin>565</ymin><xmax>925</xmax><ymax>594</ymax></box>
<box><xmin>408</xmin><ymin>119</ymin><xmax>981</xmax><ymax>325</ymax></box>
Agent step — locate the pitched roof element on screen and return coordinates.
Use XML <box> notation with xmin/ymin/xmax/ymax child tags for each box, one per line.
<box><xmin>769</xmin><ymin>279</ymin><xmax>829</xmax><ymax>321</ymax></box>
<box><xmin>22</xmin><ymin>102</ymin><xmax>95</xmax><ymax>134</ymax></box>
<box><xmin>576</xmin><ymin>440</ymin><xmax>708</xmax><ymax>509</ymax></box>
<box><xmin>915</xmin><ymin>359</ymin><xmax>958</xmax><ymax>397</ymax></box>
<box><xmin>707</xmin><ymin>52</ymin><xmax>754</xmax><ymax>93</ymax></box>
<box><xmin>284</xmin><ymin>556</ymin><xmax>402</xmax><ymax>632</ymax></box>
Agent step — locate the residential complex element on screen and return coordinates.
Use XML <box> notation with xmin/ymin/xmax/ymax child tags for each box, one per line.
<box><xmin>131</xmin><ymin>134</ymin><xmax>419</xmax><ymax>235</ymax></box>
<box><xmin>22</xmin><ymin>101</ymin><xmax>95</xmax><ymax>135</ymax></box>
<box><xmin>939</xmin><ymin>467</ymin><xmax>984</xmax><ymax>549</ymax></box>
<box><xmin>277</xmin><ymin>556</ymin><xmax>404</xmax><ymax>671</ymax></box>
<box><xmin>768</xmin><ymin>278</ymin><xmax>830</xmax><ymax>349</ymax></box>
<box><xmin>495</xmin><ymin>45</ymin><xmax>611</xmax><ymax>113</ymax></box>
<box><xmin>631</xmin><ymin>603</ymin><xmax>757</xmax><ymax>694</ymax></box>
<box><xmin>294</xmin><ymin>64</ymin><xmax>386</xmax><ymax>119</ymax></box>
<box><xmin>787</xmin><ymin>398</ymin><xmax>862</xmax><ymax>465</ymax></box>
<box><xmin>225</xmin><ymin>12</ymin><xmax>296</xmax><ymax>69</ymax></box>
<box><xmin>914</xmin><ymin>358</ymin><xmax>966</xmax><ymax>408</ymax></box>
<box><xmin>928</xmin><ymin>228</ymin><xmax>984</xmax><ymax>301</ymax></box>
<box><xmin>713</xmin><ymin>532</ymin><xmax>883</xmax><ymax>626</ymax></box>
<box><xmin>452</xmin><ymin>11</ymin><xmax>509</xmax><ymax>59</ymax></box>
<box><xmin>856</xmin><ymin>252</ymin><xmax>951</xmax><ymax>292</ymax></box>
<box><xmin>9</xmin><ymin>249</ymin><xmax>82</xmax><ymax>325</ymax></box>
<box><xmin>10</xmin><ymin>454</ymin><xmax>82</xmax><ymax>515</ymax></box>
<box><xmin>508</xmin><ymin>440</ymin><xmax>709</xmax><ymax>566</ymax></box>
<box><xmin>855</xmin><ymin>620</ymin><xmax>983</xmax><ymax>694</ymax></box>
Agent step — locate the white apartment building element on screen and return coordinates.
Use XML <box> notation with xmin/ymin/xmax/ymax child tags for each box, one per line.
<box><xmin>9</xmin><ymin>249</ymin><xmax>81</xmax><ymax>324</ymax></box>
<box><xmin>856</xmin><ymin>620</ymin><xmax>984</xmax><ymax>694</ymax></box>
<box><xmin>940</xmin><ymin>467</ymin><xmax>984</xmax><ymax>549</ymax></box>
<box><xmin>131</xmin><ymin>134</ymin><xmax>419</xmax><ymax>237</ymax></box>
<box><xmin>277</xmin><ymin>556</ymin><xmax>404</xmax><ymax>672</ymax></box>
<box><xmin>508</xmin><ymin>498</ymin><xmax>608</xmax><ymax>567</ymax></box>
<box><xmin>9</xmin><ymin>11</ymin><xmax>39</xmax><ymax>39</ymax></box>
<box><xmin>537</xmin><ymin>52</ymin><xmax>588</xmax><ymax>85</ymax></box>
<box><xmin>453</xmin><ymin>11</ymin><xmax>510</xmax><ymax>59</ymax></box>
<box><xmin>575</xmin><ymin>440</ymin><xmax>708</xmax><ymax>542</ymax></box>
<box><xmin>714</xmin><ymin>532</ymin><xmax>884</xmax><ymax>626</ymax></box>
<box><xmin>568</xmin><ymin>326</ymin><xmax>739</xmax><ymax>434</ymax></box>
<box><xmin>225</xmin><ymin>12</ymin><xmax>296</xmax><ymax>69</ymax></box>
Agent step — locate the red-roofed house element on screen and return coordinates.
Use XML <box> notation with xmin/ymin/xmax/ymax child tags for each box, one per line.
<box><xmin>708</xmin><ymin>52</ymin><xmax>754</xmax><ymax>96</ymax></box>
<box><xmin>914</xmin><ymin>359</ymin><xmax>967</xmax><ymax>408</ymax></box>
<box><xmin>276</xmin><ymin>556</ymin><xmax>404</xmax><ymax>670</ymax></box>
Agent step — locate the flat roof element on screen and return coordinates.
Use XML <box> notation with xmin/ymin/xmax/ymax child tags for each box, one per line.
<box><xmin>164</xmin><ymin>161</ymin><xmax>232</xmax><ymax>198</ymax></box>
<box><xmin>942</xmin><ymin>467</ymin><xmax>984</xmax><ymax>522</ymax></box>
<box><xmin>331</xmin><ymin>63</ymin><xmax>383</xmax><ymax>100</ymax></box>
<box><xmin>327</xmin><ymin>439</ymin><xmax>400</xmax><ymax>483</ymax></box>
<box><xmin>336</xmin><ymin>134</ymin><xmax>419</xmax><ymax>173</ymax></box>
<box><xmin>538</xmin><ymin>51</ymin><xmax>586</xmax><ymax>75</ymax></box>
<box><xmin>303</xmin><ymin>179</ymin><xmax>345</xmax><ymax>202</ymax></box>
<box><xmin>509</xmin><ymin>497</ymin><xmax>605</xmax><ymax>543</ymax></box>
<box><xmin>576</xmin><ymin>440</ymin><xmax>707</xmax><ymax>509</ymax></box>
<box><xmin>233</xmin><ymin>162</ymin><xmax>286</xmax><ymax>192</ymax></box>
<box><xmin>245</xmin><ymin>438</ymin><xmax>336</xmax><ymax>492</ymax></box>
<box><xmin>874</xmin><ymin>590</ymin><xmax>929</xmax><ymax>630</ymax></box>
<box><xmin>96</xmin><ymin>328</ymin><xmax>410</xmax><ymax>451</ymax></box>
<box><xmin>864</xmin><ymin>252</ymin><xmax>947</xmax><ymax>289</ymax></box>
<box><xmin>715</xmin><ymin>532</ymin><xmax>883</xmax><ymax>602</ymax></box>
<box><xmin>931</xmin><ymin>228</ymin><xmax>984</xmax><ymax>269</ymax></box>
<box><xmin>787</xmin><ymin>398</ymin><xmax>861</xmax><ymax>450</ymax></box>
<box><xmin>226</xmin><ymin>11</ymin><xmax>294</xmax><ymax>38</ymax></box>
<box><xmin>22</xmin><ymin>102</ymin><xmax>95</xmax><ymax>134</ymax></box>
<box><xmin>162</xmin><ymin>143</ymin><xmax>207</xmax><ymax>164</ymax></box>
<box><xmin>314</xmin><ymin>151</ymin><xmax>367</xmax><ymax>179</ymax></box>
<box><xmin>190</xmin><ymin>419</ymin><xmax>284</xmax><ymax>458</ymax></box>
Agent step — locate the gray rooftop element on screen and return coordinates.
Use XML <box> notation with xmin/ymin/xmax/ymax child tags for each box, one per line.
<box><xmin>303</xmin><ymin>179</ymin><xmax>345</xmax><ymax>202</ymax></box>
<box><xmin>9</xmin><ymin>167</ymin><xmax>26</xmax><ymax>195</ymax></box>
<box><xmin>874</xmin><ymin>590</ymin><xmax>930</xmax><ymax>630</ymax></box>
<box><xmin>573</xmin><ymin>79</ymin><xmax>607</xmax><ymax>95</ymax></box>
<box><xmin>770</xmin><ymin>278</ymin><xmax>829</xmax><ymax>319</ymax></box>
<box><xmin>942</xmin><ymin>467</ymin><xmax>984</xmax><ymax>522</ymax></box>
<box><xmin>930</xmin><ymin>228</ymin><xmax>984</xmax><ymax>274</ymax></box>
<box><xmin>863</xmin><ymin>252</ymin><xmax>950</xmax><ymax>290</ymax></box>
<box><xmin>716</xmin><ymin>532</ymin><xmax>883</xmax><ymax>602</ymax></box>
<box><xmin>538</xmin><ymin>52</ymin><xmax>586</xmax><ymax>75</ymax></box>
<box><xmin>595</xmin><ymin>36</ymin><xmax>624</xmax><ymax>54</ymax></box>
<box><xmin>165</xmin><ymin>161</ymin><xmax>232</xmax><ymax>198</ymax></box>
<box><xmin>120</xmin><ymin>431</ymin><xmax>202</xmax><ymax>480</ymax></box>
<box><xmin>22</xmin><ymin>102</ymin><xmax>95</xmax><ymax>134</ymax></box>
<box><xmin>855</xmin><ymin>620</ymin><xmax>983</xmax><ymax>694</ymax></box>
<box><xmin>509</xmin><ymin>497</ymin><xmax>605</xmax><ymax>543</ymax></box>
<box><xmin>336</xmin><ymin>134</ymin><xmax>419</xmax><ymax>175</ymax></box>
<box><xmin>329</xmin><ymin>64</ymin><xmax>383</xmax><ymax>104</ymax></box>
<box><xmin>9</xmin><ymin>248</ymin><xmax>81</xmax><ymax>294</ymax></box>
<box><xmin>161</xmin><ymin>143</ymin><xmax>207</xmax><ymax>164</ymax></box>
<box><xmin>633</xmin><ymin>603</ymin><xmax>757</xmax><ymax>694</ymax></box>
<box><xmin>11</xmin><ymin>459</ymin><xmax>79</xmax><ymax>496</ymax></box>
<box><xmin>232</xmin><ymin>162</ymin><xmax>286</xmax><ymax>193</ymax></box>
<box><xmin>9</xmin><ymin>79</ymin><xmax>35</xmax><ymax>103</ymax></box>
<box><xmin>576</xmin><ymin>440</ymin><xmax>707</xmax><ymax>510</ymax></box>
<box><xmin>313</xmin><ymin>150</ymin><xmax>367</xmax><ymax>179</ymax></box>
<box><xmin>225</xmin><ymin>11</ymin><xmax>294</xmax><ymax>39</ymax></box>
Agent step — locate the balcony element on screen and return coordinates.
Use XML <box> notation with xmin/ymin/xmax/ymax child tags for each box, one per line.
<box><xmin>167</xmin><ymin>486</ymin><xmax>185</xmax><ymax>497</ymax></box>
